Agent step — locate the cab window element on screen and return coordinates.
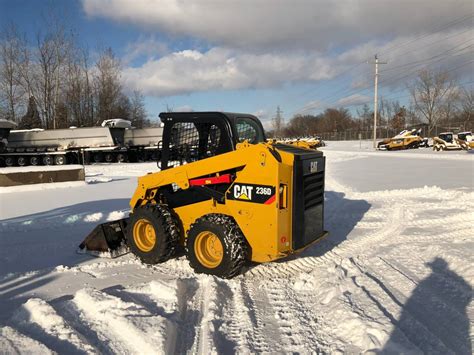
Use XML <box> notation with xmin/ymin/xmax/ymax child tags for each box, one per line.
<box><xmin>235</xmin><ymin>117</ymin><xmax>264</xmax><ymax>144</ymax></box>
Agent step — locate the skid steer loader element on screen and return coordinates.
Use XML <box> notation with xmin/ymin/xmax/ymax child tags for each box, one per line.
<box><xmin>377</xmin><ymin>129</ymin><xmax>428</xmax><ymax>150</ymax></box>
<box><xmin>79</xmin><ymin>112</ymin><xmax>327</xmax><ymax>278</ymax></box>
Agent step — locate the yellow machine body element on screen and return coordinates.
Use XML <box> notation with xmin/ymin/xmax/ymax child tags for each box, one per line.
<box><xmin>129</xmin><ymin>141</ymin><xmax>318</xmax><ymax>263</ymax></box>
<box><xmin>378</xmin><ymin>129</ymin><xmax>425</xmax><ymax>150</ymax></box>
<box><xmin>80</xmin><ymin>112</ymin><xmax>327</xmax><ymax>277</ymax></box>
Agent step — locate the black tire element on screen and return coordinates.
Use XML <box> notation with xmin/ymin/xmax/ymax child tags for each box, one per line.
<box><xmin>42</xmin><ymin>155</ymin><xmax>53</xmax><ymax>165</ymax></box>
<box><xmin>116</xmin><ymin>153</ymin><xmax>126</xmax><ymax>163</ymax></box>
<box><xmin>104</xmin><ymin>153</ymin><xmax>114</xmax><ymax>163</ymax></box>
<box><xmin>17</xmin><ymin>156</ymin><xmax>27</xmax><ymax>166</ymax></box>
<box><xmin>5</xmin><ymin>156</ymin><xmax>14</xmax><ymax>167</ymax></box>
<box><xmin>126</xmin><ymin>204</ymin><xmax>179</xmax><ymax>264</ymax></box>
<box><xmin>93</xmin><ymin>153</ymin><xmax>103</xmax><ymax>163</ymax></box>
<box><xmin>30</xmin><ymin>156</ymin><xmax>39</xmax><ymax>166</ymax></box>
<box><xmin>186</xmin><ymin>214</ymin><xmax>248</xmax><ymax>278</ymax></box>
<box><xmin>54</xmin><ymin>155</ymin><xmax>66</xmax><ymax>165</ymax></box>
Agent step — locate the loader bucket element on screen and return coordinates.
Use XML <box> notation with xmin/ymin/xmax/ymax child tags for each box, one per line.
<box><xmin>78</xmin><ymin>218</ymin><xmax>129</xmax><ymax>258</ymax></box>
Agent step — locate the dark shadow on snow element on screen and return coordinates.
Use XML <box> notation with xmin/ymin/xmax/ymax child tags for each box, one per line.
<box><xmin>302</xmin><ymin>190</ymin><xmax>371</xmax><ymax>257</ymax></box>
<box><xmin>0</xmin><ymin>198</ymin><xmax>130</xmax><ymax>274</ymax></box>
<box><xmin>0</xmin><ymin>199</ymin><xmax>129</xmax><ymax>323</ymax></box>
<box><xmin>244</xmin><ymin>190</ymin><xmax>371</xmax><ymax>271</ymax></box>
<box><xmin>381</xmin><ymin>257</ymin><xmax>472</xmax><ymax>354</ymax></box>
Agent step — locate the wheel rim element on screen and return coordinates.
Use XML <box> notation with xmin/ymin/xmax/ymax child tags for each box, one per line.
<box><xmin>30</xmin><ymin>157</ymin><xmax>38</xmax><ymax>165</ymax></box>
<box><xmin>133</xmin><ymin>218</ymin><xmax>156</xmax><ymax>252</ymax></box>
<box><xmin>105</xmin><ymin>154</ymin><xmax>113</xmax><ymax>162</ymax></box>
<box><xmin>5</xmin><ymin>157</ymin><xmax>14</xmax><ymax>166</ymax></box>
<box><xmin>18</xmin><ymin>157</ymin><xmax>26</xmax><ymax>166</ymax></box>
<box><xmin>43</xmin><ymin>156</ymin><xmax>52</xmax><ymax>165</ymax></box>
<box><xmin>55</xmin><ymin>156</ymin><xmax>65</xmax><ymax>165</ymax></box>
<box><xmin>194</xmin><ymin>231</ymin><xmax>223</xmax><ymax>268</ymax></box>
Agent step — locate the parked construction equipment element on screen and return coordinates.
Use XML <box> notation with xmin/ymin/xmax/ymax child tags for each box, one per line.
<box><xmin>80</xmin><ymin>112</ymin><xmax>327</xmax><ymax>278</ymax></box>
<box><xmin>377</xmin><ymin>129</ymin><xmax>429</xmax><ymax>150</ymax></box>
<box><xmin>278</xmin><ymin>136</ymin><xmax>325</xmax><ymax>150</ymax></box>
<box><xmin>432</xmin><ymin>132</ymin><xmax>470</xmax><ymax>151</ymax></box>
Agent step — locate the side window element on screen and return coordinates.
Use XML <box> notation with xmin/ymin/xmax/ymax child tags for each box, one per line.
<box><xmin>168</xmin><ymin>122</ymin><xmax>223</xmax><ymax>167</ymax></box>
<box><xmin>235</xmin><ymin>118</ymin><xmax>264</xmax><ymax>144</ymax></box>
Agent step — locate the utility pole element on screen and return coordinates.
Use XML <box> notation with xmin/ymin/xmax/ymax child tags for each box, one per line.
<box><xmin>370</xmin><ymin>54</ymin><xmax>387</xmax><ymax>148</ymax></box>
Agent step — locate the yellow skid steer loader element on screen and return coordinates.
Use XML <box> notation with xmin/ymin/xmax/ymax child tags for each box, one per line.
<box><xmin>79</xmin><ymin>112</ymin><xmax>327</xmax><ymax>278</ymax></box>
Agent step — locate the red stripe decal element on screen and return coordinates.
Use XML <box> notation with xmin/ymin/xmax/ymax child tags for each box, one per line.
<box><xmin>264</xmin><ymin>194</ymin><xmax>276</xmax><ymax>205</ymax></box>
<box><xmin>189</xmin><ymin>174</ymin><xmax>232</xmax><ymax>186</ymax></box>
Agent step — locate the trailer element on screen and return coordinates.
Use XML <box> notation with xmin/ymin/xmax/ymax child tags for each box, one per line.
<box><xmin>124</xmin><ymin>127</ymin><xmax>163</xmax><ymax>162</ymax></box>
<box><xmin>0</xmin><ymin>119</ymin><xmax>164</xmax><ymax>167</ymax></box>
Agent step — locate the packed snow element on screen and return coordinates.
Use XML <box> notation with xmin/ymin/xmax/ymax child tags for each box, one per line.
<box><xmin>0</xmin><ymin>143</ymin><xmax>472</xmax><ymax>354</ymax></box>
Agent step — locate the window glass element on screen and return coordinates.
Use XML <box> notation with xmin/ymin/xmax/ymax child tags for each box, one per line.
<box><xmin>168</xmin><ymin>122</ymin><xmax>223</xmax><ymax>167</ymax></box>
<box><xmin>235</xmin><ymin>118</ymin><xmax>264</xmax><ymax>144</ymax></box>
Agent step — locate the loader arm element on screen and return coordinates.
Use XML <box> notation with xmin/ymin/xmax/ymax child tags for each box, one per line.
<box><xmin>129</xmin><ymin>141</ymin><xmax>277</xmax><ymax>209</ymax></box>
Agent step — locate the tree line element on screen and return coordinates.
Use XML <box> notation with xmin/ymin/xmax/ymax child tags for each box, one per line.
<box><xmin>0</xmin><ymin>19</ymin><xmax>149</xmax><ymax>129</ymax></box>
<box><xmin>272</xmin><ymin>69</ymin><xmax>473</xmax><ymax>138</ymax></box>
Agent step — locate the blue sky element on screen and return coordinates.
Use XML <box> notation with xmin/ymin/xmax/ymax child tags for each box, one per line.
<box><xmin>1</xmin><ymin>0</ymin><xmax>472</xmax><ymax>126</ymax></box>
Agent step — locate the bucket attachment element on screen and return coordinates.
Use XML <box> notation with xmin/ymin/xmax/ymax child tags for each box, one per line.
<box><xmin>78</xmin><ymin>219</ymin><xmax>129</xmax><ymax>258</ymax></box>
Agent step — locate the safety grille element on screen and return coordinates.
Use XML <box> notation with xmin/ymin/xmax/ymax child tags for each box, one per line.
<box><xmin>303</xmin><ymin>171</ymin><xmax>324</xmax><ymax>209</ymax></box>
<box><xmin>168</xmin><ymin>122</ymin><xmax>222</xmax><ymax>167</ymax></box>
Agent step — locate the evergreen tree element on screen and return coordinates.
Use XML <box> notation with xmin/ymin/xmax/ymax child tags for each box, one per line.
<box><xmin>18</xmin><ymin>96</ymin><xmax>42</xmax><ymax>129</ymax></box>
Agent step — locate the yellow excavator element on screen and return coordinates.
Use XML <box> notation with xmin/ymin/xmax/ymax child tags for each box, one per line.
<box><xmin>79</xmin><ymin>112</ymin><xmax>327</xmax><ymax>278</ymax></box>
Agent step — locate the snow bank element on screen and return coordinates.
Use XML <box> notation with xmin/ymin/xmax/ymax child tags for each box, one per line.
<box><xmin>0</xmin><ymin>181</ymin><xmax>86</xmax><ymax>194</ymax></box>
<box><xmin>0</xmin><ymin>165</ymin><xmax>85</xmax><ymax>173</ymax></box>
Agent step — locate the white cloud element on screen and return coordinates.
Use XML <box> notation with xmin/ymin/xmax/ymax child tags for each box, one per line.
<box><xmin>121</xmin><ymin>25</ymin><xmax>473</xmax><ymax>97</ymax></box>
<box><xmin>82</xmin><ymin>0</ymin><xmax>472</xmax><ymax>50</ymax></box>
<box><xmin>84</xmin><ymin>0</ymin><xmax>473</xmax><ymax>99</ymax></box>
<box><xmin>122</xmin><ymin>47</ymin><xmax>334</xmax><ymax>96</ymax></box>
<box><xmin>122</xmin><ymin>36</ymin><xmax>169</xmax><ymax>64</ymax></box>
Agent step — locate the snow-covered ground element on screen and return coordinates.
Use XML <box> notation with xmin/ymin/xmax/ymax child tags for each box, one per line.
<box><xmin>0</xmin><ymin>143</ymin><xmax>472</xmax><ymax>354</ymax></box>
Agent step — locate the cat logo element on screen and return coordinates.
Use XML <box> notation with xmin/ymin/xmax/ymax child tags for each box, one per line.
<box><xmin>227</xmin><ymin>183</ymin><xmax>276</xmax><ymax>204</ymax></box>
<box><xmin>233</xmin><ymin>184</ymin><xmax>253</xmax><ymax>200</ymax></box>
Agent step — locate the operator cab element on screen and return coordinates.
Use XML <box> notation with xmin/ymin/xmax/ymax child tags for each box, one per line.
<box><xmin>158</xmin><ymin>112</ymin><xmax>266</xmax><ymax>170</ymax></box>
<box><xmin>439</xmin><ymin>132</ymin><xmax>453</xmax><ymax>143</ymax></box>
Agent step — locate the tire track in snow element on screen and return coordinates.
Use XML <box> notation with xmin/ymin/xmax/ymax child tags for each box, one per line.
<box><xmin>71</xmin><ymin>288</ymin><xmax>177</xmax><ymax>354</ymax></box>
<box><xmin>187</xmin><ymin>276</ymin><xmax>239</xmax><ymax>354</ymax></box>
<box><xmin>11</xmin><ymin>298</ymin><xmax>96</xmax><ymax>354</ymax></box>
<box><xmin>0</xmin><ymin>326</ymin><xmax>55</xmax><ymax>355</ymax></box>
<box><xmin>219</xmin><ymin>278</ymin><xmax>278</xmax><ymax>352</ymax></box>
<box><xmin>264</xmin><ymin>282</ymin><xmax>325</xmax><ymax>352</ymax></box>
<box><xmin>245</xmin><ymin>203</ymin><xmax>405</xmax><ymax>279</ymax></box>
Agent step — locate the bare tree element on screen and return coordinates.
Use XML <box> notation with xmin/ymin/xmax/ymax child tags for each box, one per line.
<box><xmin>0</xmin><ymin>24</ymin><xmax>25</xmax><ymax>122</ymax></box>
<box><xmin>65</xmin><ymin>45</ymin><xmax>95</xmax><ymax>126</ymax></box>
<box><xmin>458</xmin><ymin>87</ymin><xmax>474</xmax><ymax>130</ymax></box>
<box><xmin>34</xmin><ymin>17</ymin><xmax>73</xmax><ymax>129</ymax></box>
<box><xmin>410</xmin><ymin>69</ymin><xmax>457</xmax><ymax>135</ymax></box>
<box><xmin>129</xmin><ymin>90</ymin><xmax>147</xmax><ymax>128</ymax></box>
<box><xmin>94</xmin><ymin>47</ymin><xmax>122</xmax><ymax>123</ymax></box>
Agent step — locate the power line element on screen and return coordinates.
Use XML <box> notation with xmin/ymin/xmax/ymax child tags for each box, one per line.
<box><xmin>323</xmin><ymin>52</ymin><xmax>473</xmax><ymax>109</ymax></box>
<box><xmin>290</xmin><ymin>13</ymin><xmax>474</xmax><ymax>116</ymax></box>
<box><xmin>380</xmin><ymin>41</ymin><xmax>473</xmax><ymax>73</ymax></box>
<box><xmin>379</xmin><ymin>13</ymin><xmax>473</xmax><ymax>55</ymax></box>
